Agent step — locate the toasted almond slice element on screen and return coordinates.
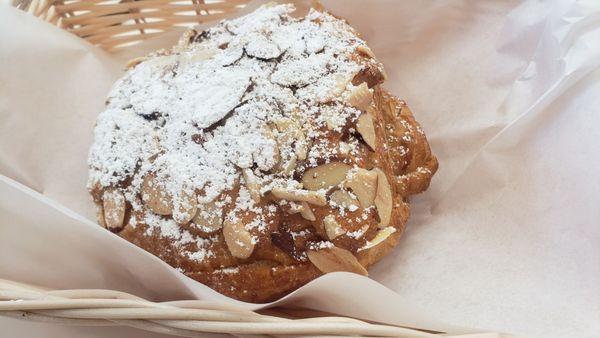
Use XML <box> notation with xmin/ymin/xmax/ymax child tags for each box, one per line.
<box><xmin>192</xmin><ymin>201</ymin><xmax>223</xmax><ymax>233</ymax></box>
<box><xmin>322</xmin><ymin>110</ymin><xmax>343</xmax><ymax>131</ymax></box>
<box><xmin>291</xmin><ymin>138</ymin><xmax>308</xmax><ymax>162</ymax></box>
<box><xmin>272</xmin><ymin>141</ymin><xmax>282</xmax><ymax>170</ymax></box>
<box><xmin>242</xmin><ymin>169</ymin><xmax>261</xmax><ymax>203</ymax></box>
<box><xmin>299</xmin><ymin>202</ymin><xmax>316</xmax><ymax>221</ymax></box>
<box><xmin>352</xmin><ymin>62</ymin><xmax>387</xmax><ymax>88</ymax></box>
<box><xmin>329</xmin><ymin>189</ymin><xmax>360</xmax><ymax>210</ymax></box>
<box><xmin>141</xmin><ymin>173</ymin><xmax>173</xmax><ymax>215</ymax></box>
<box><xmin>343</xmin><ymin>168</ymin><xmax>378</xmax><ymax>208</ymax></box>
<box><xmin>234</xmin><ymin>156</ymin><xmax>253</xmax><ymax>169</ymax></box>
<box><xmin>307</xmin><ymin>246</ymin><xmax>368</xmax><ymax>276</ymax></box>
<box><xmin>223</xmin><ymin>218</ymin><xmax>255</xmax><ymax>259</ymax></box>
<box><xmin>186</xmin><ymin>48</ymin><xmax>216</xmax><ymax>63</ymax></box>
<box><xmin>125</xmin><ymin>56</ymin><xmax>148</xmax><ymax>70</ymax></box>
<box><xmin>260</xmin><ymin>127</ymin><xmax>280</xmax><ymax>172</ymax></box>
<box><xmin>96</xmin><ymin>204</ymin><xmax>107</xmax><ymax>228</ymax></box>
<box><xmin>273</xmin><ymin>118</ymin><xmax>308</xmax><ymax>162</ymax></box>
<box><xmin>302</xmin><ymin>162</ymin><xmax>352</xmax><ymax>191</ymax></box>
<box><xmin>356</xmin><ymin>113</ymin><xmax>377</xmax><ymax>150</ymax></box>
<box><xmin>356</xmin><ymin>45</ymin><xmax>376</xmax><ymax>58</ymax></box>
<box><xmin>329</xmin><ymin>73</ymin><xmax>351</xmax><ymax>100</ymax></box>
<box><xmin>372</xmin><ymin>168</ymin><xmax>393</xmax><ymax>228</ymax></box>
<box><xmin>102</xmin><ymin>188</ymin><xmax>126</xmax><ymax>231</ymax></box>
<box><xmin>296</xmin><ymin>142</ymin><xmax>308</xmax><ymax>161</ymax></box>
<box><xmin>176</xmin><ymin>28</ymin><xmax>196</xmax><ymax>49</ymax></box>
<box><xmin>323</xmin><ymin>215</ymin><xmax>346</xmax><ymax>240</ymax></box>
<box><xmin>347</xmin><ymin>83</ymin><xmax>373</xmax><ymax>111</ymax></box>
<box><xmin>288</xmin><ymin>202</ymin><xmax>316</xmax><ymax>221</ymax></box>
<box><xmin>281</xmin><ymin>154</ymin><xmax>298</xmax><ymax>177</ymax></box>
<box><xmin>362</xmin><ymin>226</ymin><xmax>396</xmax><ymax>250</ymax></box>
<box><xmin>245</xmin><ymin>34</ymin><xmax>283</xmax><ymax>59</ymax></box>
<box><xmin>273</xmin><ymin>117</ymin><xmax>299</xmax><ymax>133</ymax></box>
<box><xmin>173</xmin><ymin>189</ymin><xmax>198</xmax><ymax>225</ymax></box>
<box><xmin>143</xmin><ymin>54</ymin><xmax>179</xmax><ymax>71</ymax></box>
<box><xmin>271</xmin><ymin>187</ymin><xmax>327</xmax><ymax>206</ymax></box>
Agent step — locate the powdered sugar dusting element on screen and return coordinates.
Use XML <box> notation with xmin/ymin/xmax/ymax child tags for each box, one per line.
<box><xmin>89</xmin><ymin>4</ymin><xmax>378</xmax><ymax>261</ymax></box>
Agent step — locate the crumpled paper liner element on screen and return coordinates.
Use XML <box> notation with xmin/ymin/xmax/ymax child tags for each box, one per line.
<box><xmin>1</xmin><ymin>1</ymin><xmax>599</xmax><ymax>338</ymax></box>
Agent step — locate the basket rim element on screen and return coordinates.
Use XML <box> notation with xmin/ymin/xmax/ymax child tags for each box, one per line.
<box><xmin>11</xmin><ymin>0</ymin><xmax>252</xmax><ymax>51</ymax></box>
<box><xmin>0</xmin><ymin>278</ymin><xmax>511</xmax><ymax>337</ymax></box>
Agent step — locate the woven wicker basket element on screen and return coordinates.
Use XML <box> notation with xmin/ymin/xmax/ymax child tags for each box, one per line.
<box><xmin>0</xmin><ymin>278</ymin><xmax>509</xmax><ymax>338</ymax></box>
<box><xmin>11</xmin><ymin>0</ymin><xmax>251</xmax><ymax>50</ymax></box>
<box><xmin>4</xmin><ymin>1</ymin><xmax>512</xmax><ymax>337</ymax></box>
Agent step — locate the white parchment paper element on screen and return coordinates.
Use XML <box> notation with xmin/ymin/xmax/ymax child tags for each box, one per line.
<box><xmin>1</xmin><ymin>1</ymin><xmax>599</xmax><ymax>338</ymax></box>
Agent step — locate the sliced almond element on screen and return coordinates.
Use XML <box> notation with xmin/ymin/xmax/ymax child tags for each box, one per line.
<box><xmin>322</xmin><ymin>109</ymin><xmax>344</xmax><ymax>131</ymax></box>
<box><xmin>329</xmin><ymin>189</ymin><xmax>360</xmax><ymax>210</ymax></box>
<box><xmin>245</xmin><ymin>33</ymin><xmax>283</xmax><ymax>59</ymax></box>
<box><xmin>362</xmin><ymin>226</ymin><xmax>396</xmax><ymax>250</ymax></box>
<box><xmin>296</xmin><ymin>142</ymin><xmax>308</xmax><ymax>161</ymax></box>
<box><xmin>273</xmin><ymin>118</ymin><xmax>308</xmax><ymax>162</ymax></box>
<box><xmin>242</xmin><ymin>169</ymin><xmax>261</xmax><ymax>203</ymax></box>
<box><xmin>356</xmin><ymin>113</ymin><xmax>377</xmax><ymax>150</ymax></box>
<box><xmin>347</xmin><ymin>83</ymin><xmax>373</xmax><ymax>111</ymax></box>
<box><xmin>125</xmin><ymin>56</ymin><xmax>147</xmax><ymax>70</ymax></box>
<box><xmin>257</xmin><ymin>127</ymin><xmax>280</xmax><ymax>172</ymax></box>
<box><xmin>176</xmin><ymin>28</ymin><xmax>196</xmax><ymax>50</ymax></box>
<box><xmin>323</xmin><ymin>215</ymin><xmax>346</xmax><ymax>240</ymax></box>
<box><xmin>102</xmin><ymin>188</ymin><xmax>126</xmax><ymax>231</ymax></box>
<box><xmin>329</xmin><ymin>73</ymin><xmax>352</xmax><ymax>100</ymax></box>
<box><xmin>144</xmin><ymin>54</ymin><xmax>179</xmax><ymax>72</ymax></box>
<box><xmin>302</xmin><ymin>162</ymin><xmax>352</xmax><ymax>191</ymax></box>
<box><xmin>356</xmin><ymin>45</ymin><xmax>376</xmax><ymax>58</ymax></box>
<box><xmin>288</xmin><ymin>202</ymin><xmax>316</xmax><ymax>221</ymax></box>
<box><xmin>307</xmin><ymin>246</ymin><xmax>368</xmax><ymax>276</ymax></box>
<box><xmin>223</xmin><ymin>218</ymin><xmax>255</xmax><ymax>259</ymax></box>
<box><xmin>342</xmin><ymin>168</ymin><xmax>378</xmax><ymax>208</ymax></box>
<box><xmin>273</xmin><ymin>116</ymin><xmax>300</xmax><ymax>134</ymax></box>
<box><xmin>96</xmin><ymin>204</ymin><xmax>107</xmax><ymax>228</ymax></box>
<box><xmin>271</xmin><ymin>187</ymin><xmax>327</xmax><ymax>206</ymax></box>
<box><xmin>281</xmin><ymin>154</ymin><xmax>298</xmax><ymax>177</ymax></box>
<box><xmin>273</xmin><ymin>117</ymin><xmax>300</xmax><ymax>134</ymax></box>
<box><xmin>271</xmin><ymin>141</ymin><xmax>282</xmax><ymax>170</ymax></box>
<box><xmin>352</xmin><ymin>62</ymin><xmax>387</xmax><ymax>88</ymax></box>
<box><xmin>192</xmin><ymin>201</ymin><xmax>223</xmax><ymax>233</ymax></box>
<box><xmin>233</xmin><ymin>153</ymin><xmax>253</xmax><ymax>169</ymax></box>
<box><xmin>172</xmin><ymin>189</ymin><xmax>198</xmax><ymax>225</ymax></box>
<box><xmin>141</xmin><ymin>173</ymin><xmax>173</xmax><ymax>215</ymax></box>
<box><xmin>185</xmin><ymin>48</ymin><xmax>216</xmax><ymax>63</ymax></box>
<box><xmin>372</xmin><ymin>168</ymin><xmax>393</xmax><ymax>228</ymax></box>
<box><xmin>298</xmin><ymin>202</ymin><xmax>315</xmax><ymax>221</ymax></box>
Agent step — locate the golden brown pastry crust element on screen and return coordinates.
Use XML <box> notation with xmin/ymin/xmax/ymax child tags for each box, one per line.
<box><xmin>117</xmin><ymin>87</ymin><xmax>436</xmax><ymax>303</ymax></box>
<box><xmin>88</xmin><ymin>4</ymin><xmax>437</xmax><ymax>303</ymax></box>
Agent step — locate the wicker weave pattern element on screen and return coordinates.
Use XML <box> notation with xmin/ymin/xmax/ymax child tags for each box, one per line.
<box><xmin>0</xmin><ymin>279</ymin><xmax>512</xmax><ymax>337</ymax></box>
<box><xmin>12</xmin><ymin>0</ymin><xmax>251</xmax><ymax>50</ymax></box>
